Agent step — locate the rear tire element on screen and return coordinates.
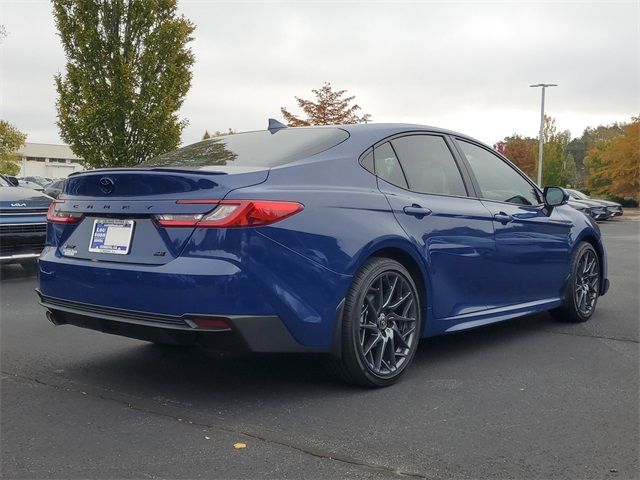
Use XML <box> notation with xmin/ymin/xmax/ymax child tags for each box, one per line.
<box><xmin>331</xmin><ymin>257</ymin><xmax>423</xmax><ymax>388</ymax></box>
<box><xmin>551</xmin><ymin>242</ymin><xmax>601</xmax><ymax>323</ymax></box>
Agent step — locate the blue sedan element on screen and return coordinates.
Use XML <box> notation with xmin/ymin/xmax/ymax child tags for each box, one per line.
<box><xmin>37</xmin><ymin>123</ymin><xmax>608</xmax><ymax>387</ymax></box>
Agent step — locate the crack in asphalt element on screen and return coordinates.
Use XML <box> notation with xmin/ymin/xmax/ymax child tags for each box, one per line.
<box><xmin>542</xmin><ymin>330</ymin><xmax>639</xmax><ymax>344</ymax></box>
<box><xmin>1</xmin><ymin>370</ymin><xmax>432</xmax><ymax>480</ymax></box>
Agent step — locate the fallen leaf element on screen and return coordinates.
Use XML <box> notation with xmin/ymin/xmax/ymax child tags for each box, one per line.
<box><xmin>234</xmin><ymin>442</ymin><xmax>247</xmax><ymax>449</ymax></box>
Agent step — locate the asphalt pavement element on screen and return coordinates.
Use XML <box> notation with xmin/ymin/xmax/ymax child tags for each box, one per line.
<box><xmin>1</xmin><ymin>219</ymin><xmax>638</xmax><ymax>479</ymax></box>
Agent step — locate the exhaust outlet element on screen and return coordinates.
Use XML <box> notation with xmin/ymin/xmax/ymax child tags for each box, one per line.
<box><xmin>46</xmin><ymin>310</ymin><xmax>65</xmax><ymax>326</ymax></box>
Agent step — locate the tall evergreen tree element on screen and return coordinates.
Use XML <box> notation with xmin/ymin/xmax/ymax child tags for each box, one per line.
<box><xmin>53</xmin><ymin>0</ymin><xmax>195</xmax><ymax>168</ymax></box>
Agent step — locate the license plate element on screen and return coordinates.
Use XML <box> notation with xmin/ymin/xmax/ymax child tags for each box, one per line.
<box><xmin>88</xmin><ymin>219</ymin><xmax>135</xmax><ymax>255</ymax></box>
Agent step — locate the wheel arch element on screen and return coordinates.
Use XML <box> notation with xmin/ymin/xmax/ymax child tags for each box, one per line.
<box><xmin>575</xmin><ymin>231</ymin><xmax>608</xmax><ymax>295</ymax></box>
<box><xmin>331</xmin><ymin>241</ymin><xmax>430</xmax><ymax>359</ymax></box>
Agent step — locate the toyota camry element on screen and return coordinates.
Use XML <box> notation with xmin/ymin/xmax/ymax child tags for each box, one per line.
<box><xmin>37</xmin><ymin>122</ymin><xmax>609</xmax><ymax>387</ymax></box>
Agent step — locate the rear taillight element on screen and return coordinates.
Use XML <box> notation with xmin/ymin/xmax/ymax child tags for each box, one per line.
<box><xmin>155</xmin><ymin>200</ymin><xmax>303</xmax><ymax>228</ymax></box>
<box><xmin>47</xmin><ymin>200</ymin><xmax>83</xmax><ymax>224</ymax></box>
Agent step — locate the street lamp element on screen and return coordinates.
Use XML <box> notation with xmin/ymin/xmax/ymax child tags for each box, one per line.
<box><xmin>530</xmin><ymin>83</ymin><xmax>557</xmax><ymax>186</ymax></box>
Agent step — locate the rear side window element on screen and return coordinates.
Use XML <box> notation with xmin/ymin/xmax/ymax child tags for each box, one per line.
<box><xmin>141</xmin><ymin>128</ymin><xmax>349</xmax><ymax>169</ymax></box>
<box><xmin>374</xmin><ymin>143</ymin><xmax>408</xmax><ymax>188</ymax></box>
<box><xmin>457</xmin><ymin>140</ymin><xmax>541</xmax><ymax>205</ymax></box>
<box><xmin>391</xmin><ymin>135</ymin><xmax>467</xmax><ymax>196</ymax></box>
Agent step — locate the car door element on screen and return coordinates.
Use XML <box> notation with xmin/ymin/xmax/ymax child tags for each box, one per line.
<box><xmin>374</xmin><ymin>134</ymin><xmax>496</xmax><ymax>320</ymax></box>
<box><xmin>454</xmin><ymin>138</ymin><xmax>572</xmax><ymax>307</ymax></box>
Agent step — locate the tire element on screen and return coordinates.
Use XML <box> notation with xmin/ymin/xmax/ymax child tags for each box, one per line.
<box><xmin>551</xmin><ymin>242</ymin><xmax>601</xmax><ymax>323</ymax></box>
<box><xmin>331</xmin><ymin>257</ymin><xmax>423</xmax><ymax>388</ymax></box>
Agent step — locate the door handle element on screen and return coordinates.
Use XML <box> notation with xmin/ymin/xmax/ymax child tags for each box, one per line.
<box><xmin>403</xmin><ymin>205</ymin><xmax>432</xmax><ymax>218</ymax></box>
<box><xmin>494</xmin><ymin>212</ymin><xmax>513</xmax><ymax>224</ymax></box>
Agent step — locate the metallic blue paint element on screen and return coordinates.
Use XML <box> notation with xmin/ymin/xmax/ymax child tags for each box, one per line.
<box><xmin>38</xmin><ymin>124</ymin><xmax>608</xmax><ymax>352</ymax></box>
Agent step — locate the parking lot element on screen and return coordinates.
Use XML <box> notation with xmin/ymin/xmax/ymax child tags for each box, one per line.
<box><xmin>1</xmin><ymin>218</ymin><xmax>638</xmax><ymax>479</ymax></box>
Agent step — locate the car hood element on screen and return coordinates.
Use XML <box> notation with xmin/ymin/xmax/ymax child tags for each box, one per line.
<box><xmin>588</xmin><ymin>198</ymin><xmax>621</xmax><ymax>207</ymax></box>
<box><xmin>569</xmin><ymin>198</ymin><xmax>606</xmax><ymax>208</ymax></box>
<box><xmin>0</xmin><ymin>186</ymin><xmax>52</xmax><ymax>210</ymax></box>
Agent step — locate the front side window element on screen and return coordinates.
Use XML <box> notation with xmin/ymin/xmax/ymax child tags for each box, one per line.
<box><xmin>457</xmin><ymin>140</ymin><xmax>541</xmax><ymax>205</ymax></box>
<box><xmin>374</xmin><ymin>142</ymin><xmax>407</xmax><ymax>188</ymax></box>
<box><xmin>391</xmin><ymin>135</ymin><xmax>467</xmax><ymax>196</ymax></box>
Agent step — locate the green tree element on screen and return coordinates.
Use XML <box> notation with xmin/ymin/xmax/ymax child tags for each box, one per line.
<box><xmin>281</xmin><ymin>82</ymin><xmax>371</xmax><ymax>126</ymax></box>
<box><xmin>53</xmin><ymin>0</ymin><xmax>195</xmax><ymax>168</ymax></box>
<box><xmin>202</xmin><ymin>130</ymin><xmax>211</xmax><ymax>140</ymax></box>
<box><xmin>537</xmin><ymin>115</ymin><xmax>574</xmax><ymax>187</ymax></box>
<box><xmin>0</xmin><ymin>120</ymin><xmax>26</xmax><ymax>176</ymax></box>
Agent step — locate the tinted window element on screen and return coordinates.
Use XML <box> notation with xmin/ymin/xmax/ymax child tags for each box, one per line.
<box><xmin>458</xmin><ymin>140</ymin><xmax>541</xmax><ymax>205</ymax></box>
<box><xmin>361</xmin><ymin>150</ymin><xmax>374</xmax><ymax>174</ymax></box>
<box><xmin>391</xmin><ymin>135</ymin><xmax>466</xmax><ymax>196</ymax></box>
<box><xmin>141</xmin><ymin>128</ymin><xmax>349</xmax><ymax>169</ymax></box>
<box><xmin>374</xmin><ymin>143</ymin><xmax>408</xmax><ymax>188</ymax></box>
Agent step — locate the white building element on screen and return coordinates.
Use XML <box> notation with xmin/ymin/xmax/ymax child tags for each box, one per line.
<box><xmin>17</xmin><ymin>143</ymin><xmax>85</xmax><ymax>178</ymax></box>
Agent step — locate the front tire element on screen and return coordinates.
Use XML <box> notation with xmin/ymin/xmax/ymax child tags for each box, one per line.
<box><xmin>551</xmin><ymin>242</ymin><xmax>601</xmax><ymax>323</ymax></box>
<box><xmin>332</xmin><ymin>258</ymin><xmax>423</xmax><ymax>388</ymax></box>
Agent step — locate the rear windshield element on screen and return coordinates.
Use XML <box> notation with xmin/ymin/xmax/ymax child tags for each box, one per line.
<box><xmin>141</xmin><ymin>128</ymin><xmax>349</xmax><ymax>169</ymax></box>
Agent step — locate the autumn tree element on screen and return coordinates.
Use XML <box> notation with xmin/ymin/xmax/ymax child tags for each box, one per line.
<box><xmin>53</xmin><ymin>0</ymin><xmax>195</xmax><ymax>168</ymax></box>
<box><xmin>0</xmin><ymin>120</ymin><xmax>26</xmax><ymax>176</ymax></box>
<box><xmin>501</xmin><ymin>135</ymin><xmax>537</xmax><ymax>178</ymax></box>
<box><xmin>281</xmin><ymin>82</ymin><xmax>371</xmax><ymax>127</ymax></box>
<box><xmin>585</xmin><ymin>117</ymin><xmax>639</xmax><ymax>198</ymax></box>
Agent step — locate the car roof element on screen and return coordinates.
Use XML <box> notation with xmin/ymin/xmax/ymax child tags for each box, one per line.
<box><xmin>312</xmin><ymin>122</ymin><xmax>489</xmax><ymax>153</ymax></box>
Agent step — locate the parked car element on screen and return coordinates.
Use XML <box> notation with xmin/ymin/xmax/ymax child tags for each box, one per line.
<box><xmin>43</xmin><ymin>179</ymin><xmax>65</xmax><ymax>199</ymax></box>
<box><xmin>568</xmin><ymin>198</ymin><xmax>610</xmax><ymax>221</ymax></box>
<box><xmin>22</xmin><ymin>176</ymin><xmax>51</xmax><ymax>187</ymax></box>
<box><xmin>0</xmin><ymin>174</ymin><xmax>52</xmax><ymax>274</ymax></box>
<box><xmin>37</xmin><ymin>122</ymin><xmax>609</xmax><ymax>387</ymax></box>
<box><xmin>17</xmin><ymin>179</ymin><xmax>45</xmax><ymax>192</ymax></box>
<box><xmin>567</xmin><ymin>189</ymin><xmax>623</xmax><ymax>218</ymax></box>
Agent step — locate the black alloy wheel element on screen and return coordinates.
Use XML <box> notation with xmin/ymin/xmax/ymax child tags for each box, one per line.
<box><xmin>332</xmin><ymin>257</ymin><xmax>422</xmax><ymax>388</ymax></box>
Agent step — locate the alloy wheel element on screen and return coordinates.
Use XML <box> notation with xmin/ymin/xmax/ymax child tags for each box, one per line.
<box><xmin>358</xmin><ymin>272</ymin><xmax>418</xmax><ymax>377</ymax></box>
<box><xmin>574</xmin><ymin>249</ymin><xmax>600</xmax><ymax>316</ymax></box>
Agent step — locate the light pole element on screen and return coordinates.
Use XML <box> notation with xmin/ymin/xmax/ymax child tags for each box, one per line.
<box><xmin>530</xmin><ymin>83</ymin><xmax>557</xmax><ymax>186</ymax></box>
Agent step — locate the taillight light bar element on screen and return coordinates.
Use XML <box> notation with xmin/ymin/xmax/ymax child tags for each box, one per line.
<box><xmin>47</xmin><ymin>200</ymin><xmax>83</xmax><ymax>224</ymax></box>
<box><xmin>155</xmin><ymin>200</ymin><xmax>303</xmax><ymax>228</ymax></box>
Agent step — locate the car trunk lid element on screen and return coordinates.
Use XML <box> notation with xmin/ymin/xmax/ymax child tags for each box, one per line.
<box><xmin>51</xmin><ymin>168</ymin><xmax>268</xmax><ymax>265</ymax></box>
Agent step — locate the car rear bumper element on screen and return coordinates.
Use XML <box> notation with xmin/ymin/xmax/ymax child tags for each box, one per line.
<box><xmin>37</xmin><ymin>290</ymin><xmax>322</xmax><ymax>352</ymax></box>
<box><xmin>38</xmin><ymin>232</ymin><xmax>351</xmax><ymax>350</ymax></box>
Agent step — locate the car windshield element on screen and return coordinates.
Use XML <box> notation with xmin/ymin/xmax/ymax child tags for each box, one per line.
<box><xmin>141</xmin><ymin>128</ymin><xmax>349</xmax><ymax>169</ymax></box>
<box><xmin>569</xmin><ymin>189</ymin><xmax>589</xmax><ymax>200</ymax></box>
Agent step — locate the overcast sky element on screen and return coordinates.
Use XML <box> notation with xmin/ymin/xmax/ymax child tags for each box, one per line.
<box><xmin>1</xmin><ymin>0</ymin><xmax>638</xmax><ymax>148</ymax></box>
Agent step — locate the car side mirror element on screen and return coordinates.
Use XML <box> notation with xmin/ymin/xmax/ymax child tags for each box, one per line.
<box><xmin>543</xmin><ymin>186</ymin><xmax>568</xmax><ymax>207</ymax></box>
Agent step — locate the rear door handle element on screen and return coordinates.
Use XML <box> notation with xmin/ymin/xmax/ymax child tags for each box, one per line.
<box><xmin>403</xmin><ymin>205</ymin><xmax>432</xmax><ymax>218</ymax></box>
<box><xmin>494</xmin><ymin>212</ymin><xmax>513</xmax><ymax>224</ymax></box>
